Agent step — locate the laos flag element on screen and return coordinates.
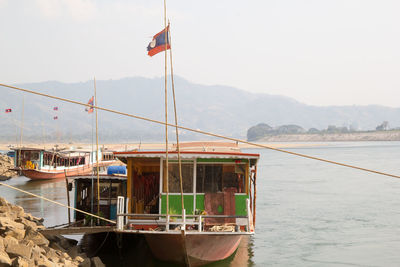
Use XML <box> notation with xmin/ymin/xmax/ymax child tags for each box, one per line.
<box><xmin>147</xmin><ymin>26</ymin><xmax>170</xmax><ymax>57</ymax></box>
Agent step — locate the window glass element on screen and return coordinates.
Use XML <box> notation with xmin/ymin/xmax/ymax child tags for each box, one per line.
<box><xmin>196</xmin><ymin>163</ymin><xmax>246</xmax><ymax>193</ymax></box>
<box><xmin>163</xmin><ymin>162</ymin><xmax>193</xmax><ymax>193</ymax></box>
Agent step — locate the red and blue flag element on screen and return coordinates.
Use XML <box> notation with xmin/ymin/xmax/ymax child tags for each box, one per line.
<box><xmin>5</xmin><ymin>108</ymin><xmax>12</xmax><ymax>113</ymax></box>
<box><xmin>53</xmin><ymin>107</ymin><xmax>58</xmax><ymax>111</ymax></box>
<box><xmin>85</xmin><ymin>96</ymin><xmax>94</xmax><ymax>114</ymax></box>
<box><xmin>147</xmin><ymin>26</ymin><xmax>170</xmax><ymax>57</ymax></box>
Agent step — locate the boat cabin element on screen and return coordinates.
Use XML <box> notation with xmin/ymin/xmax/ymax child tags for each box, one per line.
<box><xmin>71</xmin><ymin>175</ymin><xmax>127</xmax><ymax>225</ymax></box>
<box><xmin>114</xmin><ymin>142</ymin><xmax>259</xmax><ymax>231</ymax></box>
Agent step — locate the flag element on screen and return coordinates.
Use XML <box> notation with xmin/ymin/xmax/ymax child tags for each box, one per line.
<box><xmin>5</xmin><ymin>109</ymin><xmax>12</xmax><ymax>113</ymax></box>
<box><xmin>85</xmin><ymin>96</ymin><xmax>94</xmax><ymax>114</ymax></box>
<box><xmin>147</xmin><ymin>26</ymin><xmax>170</xmax><ymax>57</ymax></box>
<box><xmin>53</xmin><ymin>116</ymin><xmax>58</xmax><ymax>120</ymax></box>
<box><xmin>53</xmin><ymin>107</ymin><xmax>58</xmax><ymax>111</ymax></box>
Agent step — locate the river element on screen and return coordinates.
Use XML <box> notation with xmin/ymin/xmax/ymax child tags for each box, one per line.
<box><xmin>1</xmin><ymin>141</ymin><xmax>400</xmax><ymax>266</ymax></box>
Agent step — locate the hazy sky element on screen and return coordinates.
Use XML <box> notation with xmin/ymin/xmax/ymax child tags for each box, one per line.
<box><xmin>1</xmin><ymin>0</ymin><xmax>399</xmax><ymax>107</ymax></box>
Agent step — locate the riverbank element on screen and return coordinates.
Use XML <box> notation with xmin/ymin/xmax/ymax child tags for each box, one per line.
<box><xmin>0</xmin><ymin>197</ymin><xmax>105</xmax><ymax>266</ymax></box>
<box><xmin>256</xmin><ymin>130</ymin><xmax>400</xmax><ymax>142</ymax></box>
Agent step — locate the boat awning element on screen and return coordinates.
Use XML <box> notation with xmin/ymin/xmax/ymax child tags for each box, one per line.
<box><xmin>114</xmin><ymin>150</ymin><xmax>260</xmax><ymax>160</ymax></box>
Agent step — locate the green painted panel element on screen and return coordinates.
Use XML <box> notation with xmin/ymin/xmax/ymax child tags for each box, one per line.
<box><xmin>195</xmin><ymin>194</ymin><xmax>204</xmax><ymax>212</ymax></box>
<box><xmin>161</xmin><ymin>195</ymin><xmax>194</xmax><ymax>215</ymax></box>
<box><xmin>235</xmin><ymin>195</ymin><xmax>249</xmax><ymax>215</ymax></box>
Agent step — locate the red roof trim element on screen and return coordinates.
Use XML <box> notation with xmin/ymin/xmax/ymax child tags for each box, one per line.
<box><xmin>114</xmin><ymin>150</ymin><xmax>260</xmax><ymax>157</ymax></box>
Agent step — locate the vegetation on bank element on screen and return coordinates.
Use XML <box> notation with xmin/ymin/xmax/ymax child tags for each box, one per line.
<box><xmin>247</xmin><ymin>121</ymin><xmax>400</xmax><ymax>141</ymax></box>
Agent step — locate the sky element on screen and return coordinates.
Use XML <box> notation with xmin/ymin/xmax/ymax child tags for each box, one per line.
<box><xmin>0</xmin><ymin>0</ymin><xmax>399</xmax><ymax>107</ymax></box>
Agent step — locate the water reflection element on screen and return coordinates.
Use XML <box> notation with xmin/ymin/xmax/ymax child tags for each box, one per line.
<box><xmin>0</xmin><ymin>176</ymin><xmax>72</xmax><ymax>227</ymax></box>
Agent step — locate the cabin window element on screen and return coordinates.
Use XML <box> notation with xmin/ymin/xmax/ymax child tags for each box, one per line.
<box><xmin>196</xmin><ymin>163</ymin><xmax>246</xmax><ymax>193</ymax></box>
<box><xmin>163</xmin><ymin>162</ymin><xmax>193</xmax><ymax>193</ymax></box>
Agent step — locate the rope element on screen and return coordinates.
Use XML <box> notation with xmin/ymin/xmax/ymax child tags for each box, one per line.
<box><xmin>164</xmin><ymin>0</ymin><xmax>170</xmax><ymax>217</ymax></box>
<box><xmin>0</xmin><ymin>181</ymin><xmax>116</xmax><ymax>224</ymax></box>
<box><xmin>1</xmin><ymin>82</ymin><xmax>400</xmax><ymax>180</ymax></box>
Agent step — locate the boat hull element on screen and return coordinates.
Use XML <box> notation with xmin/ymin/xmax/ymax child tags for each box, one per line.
<box><xmin>144</xmin><ymin>232</ymin><xmax>243</xmax><ymax>267</ymax></box>
<box><xmin>21</xmin><ymin>162</ymin><xmax>115</xmax><ymax>180</ymax></box>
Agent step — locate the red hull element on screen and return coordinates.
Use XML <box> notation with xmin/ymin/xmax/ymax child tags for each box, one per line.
<box><xmin>145</xmin><ymin>232</ymin><xmax>243</xmax><ymax>267</ymax></box>
<box><xmin>21</xmin><ymin>162</ymin><xmax>115</xmax><ymax>180</ymax></box>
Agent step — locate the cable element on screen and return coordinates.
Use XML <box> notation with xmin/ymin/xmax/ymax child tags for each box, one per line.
<box><xmin>1</xmin><ymin>82</ymin><xmax>400</xmax><ymax>180</ymax></box>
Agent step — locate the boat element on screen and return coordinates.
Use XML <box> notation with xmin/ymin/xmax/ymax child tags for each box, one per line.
<box><xmin>111</xmin><ymin>141</ymin><xmax>259</xmax><ymax>266</ymax></box>
<box><xmin>11</xmin><ymin>146</ymin><xmax>118</xmax><ymax>180</ymax></box>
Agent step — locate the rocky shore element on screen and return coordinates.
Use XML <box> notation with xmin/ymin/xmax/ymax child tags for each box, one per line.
<box><xmin>0</xmin><ymin>197</ymin><xmax>105</xmax><ymax>267</ymax></box>
<box><xmin>0</xmin><ymin>155</ymin><xmax>16</xmax><ymax>181</ymax></box>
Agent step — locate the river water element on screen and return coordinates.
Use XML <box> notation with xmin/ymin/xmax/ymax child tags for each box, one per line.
<box><xmin>1</xmin><ymin>141</ymin><xmax>400</xmax><ymax>266</ymax></box>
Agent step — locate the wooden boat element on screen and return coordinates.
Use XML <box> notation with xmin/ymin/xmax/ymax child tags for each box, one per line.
<box><xmin>111</xmin><ymin>141</ymin><xmax>259</xmax><ymax>266</ymax></box>
<box><xmin>11</xmin><ymin>147</ymin><xmax>117</xmax><ymax>180</ymax></box>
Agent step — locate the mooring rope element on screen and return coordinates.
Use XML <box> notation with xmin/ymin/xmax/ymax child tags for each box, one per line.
<box><xmin>1</xmin><ymin>82</ymin><xmax>400</xmax><ymax>181</ymax></box>
<box><xmin>0</xmin><ymin>181</ymin><xmax>116</xmax><ymax>224</ymax></box>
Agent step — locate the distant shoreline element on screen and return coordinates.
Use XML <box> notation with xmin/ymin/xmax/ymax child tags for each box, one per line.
<box><xmin>254</xmin><ymin>130</ymin><xmax>400</xmax><ymax>142</ymax></box>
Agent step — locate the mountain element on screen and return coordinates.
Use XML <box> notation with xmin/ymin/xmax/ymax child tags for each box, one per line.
<box><xmin>1</xmin><ymin>76</ymin><xmax>400</xmax><ymax>143</ymax></box>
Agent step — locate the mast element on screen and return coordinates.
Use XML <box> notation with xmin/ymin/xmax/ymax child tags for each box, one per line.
<box><xmin>94</xmin><ymin>78</ymin><xmax>100</xmax><ymax>216</ymax></box>
<box><xmin>164</xmin><ymin>0</ymin><xmax>170</xmax><ymax>220</ymax></box>
<box><xmin>18</xmin><ymin>95</ymin><xmax>24</xmax><ymax>167</ymax></box>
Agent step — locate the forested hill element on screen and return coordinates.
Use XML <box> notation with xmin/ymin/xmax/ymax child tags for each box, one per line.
<box><xmin>1</xmin><ymin>76</ymin><xmax>400</xmax><ymax>142</ymax></box>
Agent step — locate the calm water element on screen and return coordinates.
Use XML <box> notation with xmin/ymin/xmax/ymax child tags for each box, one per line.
<box><xmin>1</xmin><ymin>141</ymin><xmax>400</xmax><ymax>266</ymax></box>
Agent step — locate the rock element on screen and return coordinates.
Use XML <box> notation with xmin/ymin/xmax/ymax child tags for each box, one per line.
<box><xmin>0</xmin><ymin>250</ymin><xmax>11</xmax><ymax>266</ymax></box>
<box><xmin>90</xmin><ymin>257</ymin><xmax>105</xmax><ymax>267</ymax></box>
<box><xmin>5</xmin><ymin>242</ymin><xmax>33</xmax><ymax>259</ymax></box>
<box><xmin>2</xmin><ymin>227</ymin><xmax>25</xmax><ymax>240</ymax></box>
<box><xmin>11</xmin><ymin>256</ymin><xmax>30</xmax><ymax>267</ymax></box>
<box><xmin>24</xmin><ymin>227</ymin><xmax>49</xmax><ymax>246</ymax></box>
<box><xmin>0</xmin><ymin>216</ymin><xmax>25</xmax><ymax>230</ymax></box>
<box><xmin>15</xmin><ymin>217</ymin><xmax>38</xmax><ymax>230</ymax></box>
<box><xmin>78</xmin><ymin>257</ymin><xmax>91</xmax><ymax>267</ymax></box>
<box><xmin>59</xmin><ymin>237</ymin><xmax>78</xmax><ymax>250</ymax></box>
<box><xmin>74</xmin><ymin>256</ymin><xmax>84</xmax><ymax>263</ymax></box>
<box><xmin>67</xmin><ymin>246</ymin><xmax>79</xmax><ymax>259</ymax></box>
<box><xmin>36</xmin><ymin>257</ymin><xmax>54</xmax><ymax>267</ymax></box>
<box><xmin>31</xmin><ymin>245</ymin><xmax>43</xmax><ymax>262</ymax></box>
<box><xmin>3</xmin><ymin>236</ymin><xmax>18</xmax><ymax>249</ymax></box>
<box><xmin>49</xmin><ymin>242</ymin><xmax>65</xmax><ymax>253</ymax></box>
<box><xmin>0</xmin><ymin>237</ymin><xmax>4</xmax><ymax>250</ymax></box>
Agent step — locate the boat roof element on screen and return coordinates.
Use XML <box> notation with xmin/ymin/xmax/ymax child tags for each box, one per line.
<box><xmin>114</xmin><ymin>150</ymin><xmax>260</xmax><ymax>160</ymax></box>
<box><xmin>115</xmin><ymin>141</ymin><xmax>259</xmax><ymax>160</ymax></box>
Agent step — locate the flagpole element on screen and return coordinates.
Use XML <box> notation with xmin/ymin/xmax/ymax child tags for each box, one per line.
<box><xmin>164</xmin><ymin>0</ymin><xmax>170</xmax><ymax>224</ymax></box>
<box><xmin>168</xmin><ymin>22</ymin><xmax>185</xmax><ymax>216</ymax></box>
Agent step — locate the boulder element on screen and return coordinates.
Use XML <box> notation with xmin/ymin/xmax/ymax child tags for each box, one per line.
<box><xmin>5</xmin><ymin>242</ymin><xmax>33</xmax><ymax>259</ymax></box>
<box><xmin>3</xmin><ymin>236</ymin><xmax>18</xmax><ymax>249</ymax></box>
<box><xmin>2</xmin><ymin>227</ymin><xmax>25</xmax><ymax>240</ymax></box>
<box><xmin>24</xmin><ymin>227</ymin><xmax>49</xmax><ymax>246</ymax></box>
<box><xmin>59</xmin><ymin>236</ymin><xmax>78</xmax><ymax>250</ymax></box>
<box><xmin>0</xmin><ymin>217</ymin><xmax>25</xmax><ymax>230</ymax></box>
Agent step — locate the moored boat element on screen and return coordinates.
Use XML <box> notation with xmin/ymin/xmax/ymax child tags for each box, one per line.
<box><xmin>112</xmin><ymin>141</ymin><xmax>259</xmax><ymax>266</ymax></box>
<box><xmin>11</xmin><ymin>147</ymin><xmax>118</xmax><ymax>180</ymax></box>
